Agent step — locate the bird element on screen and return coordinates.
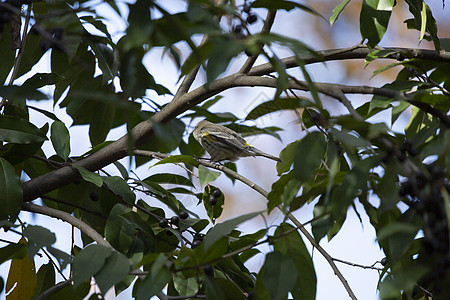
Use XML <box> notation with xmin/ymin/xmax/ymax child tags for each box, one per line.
<box><xmin>192</xmin><ymin>120</ymin><xmax>281</xmax><ymax>162</ymax></box>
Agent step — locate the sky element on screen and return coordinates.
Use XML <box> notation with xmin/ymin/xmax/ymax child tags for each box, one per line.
<box><xmin>1</xmin><ymin>0</ymin><xmax>449</xmax><ymax>299</ymax></box>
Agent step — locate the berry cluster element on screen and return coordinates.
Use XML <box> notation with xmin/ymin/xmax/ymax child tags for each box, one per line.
<box><xmin>158</xmin><ymin>210</ymin><xmax>189</xmax><ymax>229</ymax></box>
<box><xmin>400</xmin><ymin>164</ymin><xmax>450</xmax><ymax>295</ymax></box>
<box><xmin>208</xmin><ymin>188</ymin><xmax>222</xmax><ymax>206</ymax></box>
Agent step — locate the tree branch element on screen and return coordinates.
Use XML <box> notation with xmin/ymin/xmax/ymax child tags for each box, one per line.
<box><xmin>21</xmin><ymin>203</ymin><xmax>113</xmax><ymax>248</ymax></box>
<box><xmin>239</xmin><ymin>10</ymin><xmax>277</xmax><ymax>74</ymax></box>
<box><xmin>248</xmin><ymin>45</ymin><xmax>450</xmax><ymax>76</ymax></box>
<box><xmin>21</xmin><ymin>46</ymin><xmax>450</xmax><ymax>202</ymax></box>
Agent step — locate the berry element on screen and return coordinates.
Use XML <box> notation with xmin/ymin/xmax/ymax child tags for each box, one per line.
<box><xmin>212</xmin><ymin>188</ymin><xmax>222</xmax><ymax>198</ymax></box>
<box><xmin>243</xmin><ymin>3</ymin><xmax>251</xmax><ymax>14</ymax></box>
<box><xmin>158</xmin><ymin>218</ymin><xmax>169</xmax><ymax>228</ymax></box>
<box><xmin>209</xmin><ymin>195</ymin><xmax>218</xmax><ymax>206</ymax></box>
<box><xmin>89</xmin><ymin>191</ymin><xmax>99</xmax><ymax>201</ymax></box>
<box><xmin>203</xmin><ymin>265</ymin><xmax>214</xmax><ymax>276</ymax></box>
<box><xmin>399</xmin><ymin>181</ymin><xmax>412</xmax><ymax>197</ymax></box>
<box><xmin>233</xmin><ymin>24</ymin><xmax>242</xmax><ymax>33</ymax></box>
<box><xmin>380</xmin><ymin>257</ymin><xmax>387</xmax><ymax>266</ymax></box>
<box><xmin>246</xmin><ymin>14</ymin><xmax>257</xmax><ymax>24</ymax></box>
<box><xmin>192</xmin><ymin>240</ymin><xmax>202</xmax><ymax>248</ymax></box>
<box><xmin>170</xmin><ymin>215</ymin><xmax>179</xmax><ymax>225</ymax></box>
<box><xmin>179</xmin><ymin>211</ymin><xmax>189</xmax><ymax>220</ymax></box>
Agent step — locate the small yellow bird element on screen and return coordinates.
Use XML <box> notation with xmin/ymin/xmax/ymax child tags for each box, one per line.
<box><xmin>193</xmin><ymin>120</ymin><xmax>281</xmax><ymax>162</ymax></box>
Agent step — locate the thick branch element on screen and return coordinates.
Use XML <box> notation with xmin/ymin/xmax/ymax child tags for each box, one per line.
<box><xmin>22</xmin><ymin>203</ymin><xmax>112</xmax><ymax>248</ymax></box>
<box><xmin>248</xmin><ymin>45</ymin><xmax>450</xmax><ymax>76</ymax></box>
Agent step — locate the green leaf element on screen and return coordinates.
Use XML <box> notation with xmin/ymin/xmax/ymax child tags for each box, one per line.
<box><xmin>144</xmin><ymin>173</ymin><xmax>194</xmax><ymax>187</ymax></box>
<box><xmin>0</xmin><ymin>115</ymin><xmax>47</xmax><ymax>144</ymax></box>
<box><xmin>33</xmin><ymin>263</ymin><xmax>55</xmax><ymax>299</ymax></box>
<box><xmin>379</xmin><ymin>263</ymin><xmax>429</xmax><ymax>299</ymax></box>
<box><xmin>15</xmin><ymin>25</ymin><xmax>46</xmax><ymax>78</ymax></box>
<box><xmin>173</xmin><ymin>275</ymin><xmax>199</xmax><ymax>296</ymax></box>
<box><xmin>72</xmin><ymin>244</ymin><xmax>113</xmax><ymax>288</ymax></box>
<box><xmin>72</xmin><ymin>165</ymin><xmax>103</xmax><ymax>187</ymax></box>
<box><xmin>251</xmin><ymin>0</ymin><xmax>325</xmax><ymax>19</ymax></box>
<box><xmin>245</xmin><ymin>97</ymin><xmax>314</xmax><ymax>121</ymax></box>
<box><xmin>137</xmin><ymin>254</ymin><xmax>172</xmax><ymax>300</ymax></box>
<box><xmin>204</xmin><ymin>277</ymin><xmax>226</xmax><ymax>300</ymax></box>
<box><xmin>0</xmin><ymin>24</ymin><xmax>15</xmax><ymax>84</ymax></box>
<box><xmin>261</xmin><ymin>251</ymin><xmax>297</xmax><ymax>300</ymax></box>
<box><xmin>50</xmin><ymin>121</ymin><xmax>71</xmax><ymax>161</ymax></box>
<box><xmin>215</xmin><ymin>278</ymin><xmax>246</xmax><ymax>300</ymax></box>
<box><xmin>46</xmin><ymin>247</ymin><xmax>71</xmax><ymax>271</ymax></box>
<box><xmin>330</xmin><ymin>0</ymin><xmax>351</xmax><ymax>26</ymax></box>
<box><xmin>94</xmin><ymin>251</ymin><xmax>131</xmax><ymax>294</ymax></box>
<box><xmin>360</xmin><ymin>0</ymin><xmax>395</xmax><ymax>48</ymax></box>
<box><xmin>0</xmin><ymin>243</ymin><xmax>27</xmax><ymax>265</ymax></box>
<box><xmin>293</xmin><ymin>132</ymin><xmax>327</xmax><ymax>181</ymax></box>
<box><xmin>203</xmin><ymin>211</ymin><xmax>261</xmax><ymax>251</ymax></box>
<box><xmin>276</xmin><ymin>141</ymin><xmax>299</xmax><ymax>175</ymax></box>
<box><xmin>22</xmin><ymin>225</ymin><xmax>56</xmax><ymax>257</ymax></box>
<box><xmin>268</xmin><ymin>172</ymin><xmax>294</xmax><ymax>213</ymax></box>
<box><xmin>105</xmin><ymin>204</ymin><xmax>135</xmax><ymax>253</ymax></box>
<box><xmin>198</xmin><ymin>165</ymin><xmax>221</xmax><ymax>188</ymax></box>
<box><xmin>103</xmin><ymin>176</ymin><xmax>136</xmax><ymax>205</ymax></box>
<box><xmin>273</xmin><ymin>223</ymin><xmax>316</xmax><ymax>300</ymax></box>
<box><xmin>0</xmin><ymin>158</ymin><xmax>23</xmax><ymax>222</ymax></box>
<box><xmin>153</xmin><ymin>155</ymin><xmax>200</xmax><ymax>168</ymax></box>
<box><xmin>205</xmin><ymin>37</ymin><xmax>245</xmax><ymax>83</ymax></box>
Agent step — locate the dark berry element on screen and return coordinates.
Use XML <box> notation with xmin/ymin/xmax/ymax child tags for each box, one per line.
<box><xmin>399</xmin><ymin>181</ymin><xmax>412</xmax><ymax>196</ymax></box>
<box><xmin>233</xmin><ymin>24</ymin><xmax>242</xmax><ymax>33</ymax></box>
<box><xmin>415</xmin><ymin>172</ymin><xmax>427</xmax><ymax>188</ymax></box>
<box><xmin>427</xmin><ymin>164</ymin><xmax>445</xmax><ymax>180</ymax></box>
<box><xmin>243</xmin><ymin>3</ymin><xmax>251</xmax><ymax>14</ymax></box>
<box><xmin>204</xmin><ymin>265</ymin><xmax>214</xmax><ymax>276</ymax></box>
<box><xmin>195</xmin><ymin>233</ymin><xmax>204</xmax><ymax>242</ymax></box>
<box><xmin>89</xmin><ymin>191</ymin><xmax>99</xmax><ymax>201</ymax></box>
<box><xmin>179</xmin><ymin>211</ymin><xmax>189</xmax><ymax>220</ymax></box>
<box><xmin>192</xmin><ymin>240</ymin><xmax>202</xmax><ymax>248</ymax></box>
<box><xmin>212</xmin><ymin>188</ymin><xmax>222</xmax><ymax>198</ymax></box>
<box><xmin>246</xmin><ymin>14</ymin><xmax>257</xmax><ymax>24</ymax></box>
<box><xmin>170</xmin><ymin>215</ymin><xmax>179</xmax><ymax>225</ymax></box>
<box><xmin>158</xmin><ymin>218</ymin><xmax>169</xmax><ymax>228</ymax></box>
<box><xmin>380</xmin><ymin>257</ymin><xmax>387</xmax><ymax>266</ymax></box>
<box><xmin>209</xmin><ymin>195</ymin><xmax>218</xmax><ymax>206</ymax></box>
<box><xmin>397</xmin><ymin>152</ymin><xmax>406</xmax><ymax>162</ymax></box>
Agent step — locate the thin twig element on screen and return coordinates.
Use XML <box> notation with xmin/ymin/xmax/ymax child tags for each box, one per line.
<box><xmin>239</xmin><ymin>10</ymin><xmax>277</xmax><ymax>74</ymax></box>
<box><xmin>41</xmin><ymin>247</ymin><xmax>68</xmax><ymax>280</ymax></box>
<box><xmin>22</xmin><ymin>203</ymin><xmax>113</xmax><ymax>248</ymax></box>
<box><xmin>35</xmin><ymin>280</ymin><xmax>71</xmax><ymax>300</ymax></box>
<box><xmin>332</xmin><ymin>257</ymin><xmax>384</xmax><ymax>271</ymax></box>
<box><xmin>41</xmin><ymin>195</ymin><xmax>107</xmax><ymax>219</ymax></box>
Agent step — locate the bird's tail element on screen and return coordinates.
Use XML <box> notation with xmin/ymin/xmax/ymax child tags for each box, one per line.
<box><xmin>251</xmin><ymin>148</ymin><xmax>282</xmax><ymax>162</ymax></box>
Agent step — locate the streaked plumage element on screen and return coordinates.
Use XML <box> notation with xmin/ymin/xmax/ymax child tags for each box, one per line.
<box><xmin>193</xmin><ymin>120</ymin><xmax>281</xmax><ymax>162</ymax></box>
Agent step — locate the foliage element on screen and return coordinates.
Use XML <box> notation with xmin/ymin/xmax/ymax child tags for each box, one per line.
<box><xmin>0</xmin><ymin>0</ymin><xmax>449</xmax><ymax>299</ymax></box>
